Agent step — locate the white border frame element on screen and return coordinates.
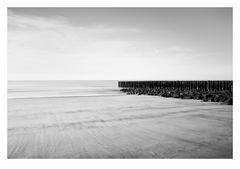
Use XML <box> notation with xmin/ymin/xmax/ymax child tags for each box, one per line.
<box><xmin>1</xmin><ymin>0</ymin><xmax>239</xmax><ymax>168</ymax></box>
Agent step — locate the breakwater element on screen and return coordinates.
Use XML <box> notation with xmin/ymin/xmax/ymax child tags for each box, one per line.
<box><xmin>118</xmin><ymin>81</ymin><xmax>233</xmax><ymax>105</ymax></box>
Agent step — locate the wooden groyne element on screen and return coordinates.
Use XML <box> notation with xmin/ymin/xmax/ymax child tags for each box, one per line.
<box><xmin>118</xmin><ymin>81</ymin><xmax>233</xmax><ymax>92</ymax></box>
<box><xmin>118</xmin><ymin>81</ymin><xmax>233</xmax><ymax>105</ymax></box>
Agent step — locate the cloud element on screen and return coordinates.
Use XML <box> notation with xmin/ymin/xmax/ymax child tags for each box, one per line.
<box><xmin>8</xmin><ymin>10</ymin><xmax>69</xmax><ymax>31</ymax></box>
<box><xmin>8</xmin><ymin>10</ymin><xmax>146</xmax><ymax>80</ymax></box>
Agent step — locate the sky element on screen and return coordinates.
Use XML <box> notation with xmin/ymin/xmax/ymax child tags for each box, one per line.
<box><xmin>8</xmin><ymin>8</ymin><xmax>232</xmax><ymax>80</ymax></box>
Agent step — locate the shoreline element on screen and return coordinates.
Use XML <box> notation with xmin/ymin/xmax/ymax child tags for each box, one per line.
<box><xmin>120</xmin><ymin>87</ymin><xmax>233</xmax><ymax>105</ymax></box>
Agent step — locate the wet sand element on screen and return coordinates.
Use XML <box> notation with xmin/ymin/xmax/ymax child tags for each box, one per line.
<box><xmin>8</xmin><ymin>95</ymin><xmax>232</xmax><ymax>158</ymax></box>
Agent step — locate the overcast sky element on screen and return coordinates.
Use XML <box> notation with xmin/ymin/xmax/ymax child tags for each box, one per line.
<box><xmin>8</xmin><ymin>8</ymin><xmax>232</xmax><ymax>80</ymax></box>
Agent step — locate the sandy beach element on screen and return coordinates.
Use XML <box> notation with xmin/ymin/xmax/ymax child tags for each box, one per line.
<box><xmin>8</xmin><ymin>95</ymin><xmax>232</xmax><ymax>158</ymax></box>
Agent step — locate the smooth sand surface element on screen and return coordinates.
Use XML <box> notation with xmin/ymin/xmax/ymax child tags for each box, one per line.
<box><xmin>8</xmin><ymin>95</ymin><xmax>232</xmax><ymax>158</ymax></box>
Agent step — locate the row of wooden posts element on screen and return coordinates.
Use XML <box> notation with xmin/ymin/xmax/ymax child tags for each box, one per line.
<box><xmin>118</xmin><ymin>81</ymin><xmax>233</xmax><ymax>92</ymax></box>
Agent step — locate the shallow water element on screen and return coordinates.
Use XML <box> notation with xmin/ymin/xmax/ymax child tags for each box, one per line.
<box><xmin>8</xmin><ymin>80</ymin><xmax>120</xmax><ymax>99</ymax></box>
<box><xmin>8</xmin><ymin>81</ymin><xmax>232</xmax><ymax>158</ymax></box>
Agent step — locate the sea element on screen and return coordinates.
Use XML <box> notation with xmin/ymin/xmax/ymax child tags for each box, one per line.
<box><xmin>8</xmin><ymin>80</ymin><xmax>232</xmax><ymax>158</ymax></box>
<box><xmin>8</xmin><ymin>80</ymin><xmax>121</xmax><ymax>99</ymax></box>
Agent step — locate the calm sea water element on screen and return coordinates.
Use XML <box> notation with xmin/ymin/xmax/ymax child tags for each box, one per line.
<box><xmin>8</xmin><ymin>80</ymin><xmax>121</xmax><ymax>99</ymax></box>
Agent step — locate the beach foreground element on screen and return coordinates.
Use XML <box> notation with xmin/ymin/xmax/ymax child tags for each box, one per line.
<box><xmin>8</xmin><ymin>95</ymin><xmax>232</xmax><ymax>158</ymax></box>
